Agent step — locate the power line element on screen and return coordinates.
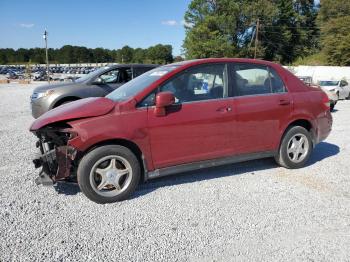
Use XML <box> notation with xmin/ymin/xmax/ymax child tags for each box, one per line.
<box><xmin>262</xmin><ymin>26</ymin><xmax>322</xmax><ymax>29</ymax></box>
<box><xmin>259</xmin><ymin>30</ymin><xmax>319</xmax><ymax>36</ymax></box>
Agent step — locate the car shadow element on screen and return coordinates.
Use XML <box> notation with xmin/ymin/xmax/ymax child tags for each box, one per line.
<box><xmin>307</xmin><ymin>141</ymin><xmax>339</xmax><ymax>166</ymax></box>
<box><xmin>53</xmin><ymin>142</ymin><xmax>339</xmax><ymax>198</ymax></box>
<box><xmin>54</xmin><ymin>181</ymin><xmax>80</xmax><ymax>195</ymax></box>
<box><xmin>134</xmin><ymin>142</ymin><xmax>339</xmax><ymax>199</ymax></box>
<box><xmin>132</xmin><ymin>158</ymin><xmax>277</xmax><ymax>199</ymax></box>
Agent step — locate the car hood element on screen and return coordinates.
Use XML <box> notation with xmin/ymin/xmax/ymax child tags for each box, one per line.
<box><xmin>320</xmin><ymin>86</ymin><xmax>338</xmax><ymax>91</ymax></box>
<box><xmin>30</xmin><ymin>97</ymin><xmax>115</xmax><ymax>131</ymax></box>
<box><xmin>33</xmin><ymin>82</ymin><xmax>78</xmax><ymax>92</ymax></box>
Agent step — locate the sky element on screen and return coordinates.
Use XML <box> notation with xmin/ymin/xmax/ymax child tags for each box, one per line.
<box><xmin>0</xmin><ymin>0</ymin><xmax>192</xmax><ymax>56</ymax></box>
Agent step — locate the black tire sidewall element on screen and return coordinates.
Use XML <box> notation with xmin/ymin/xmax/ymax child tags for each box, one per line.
<box><xmin>77</xmin><ymin>145</ymin><xmax>141</xmax><ymax>204</ymax></box>
<box><xmin>278</xmin><ymin>126</ymin><xmax>313</xmax><ymax>169</ymax></box>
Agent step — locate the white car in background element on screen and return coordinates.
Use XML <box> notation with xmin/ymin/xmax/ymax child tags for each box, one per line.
<box><xmin>318</xmin><ymin>80</ymin><xmax>350</xmax><ymax>100</ymax></box>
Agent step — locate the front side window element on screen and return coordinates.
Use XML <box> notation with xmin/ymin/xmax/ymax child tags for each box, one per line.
<box><xmin>233</xmin><ymin>64</ymin><xmax>285</xmax><ymax>96</ymax></box>
<box><xmin>340</xmin><ymin>80</ymin><xmax>348</xmax><ymax>87</ymax></box>
<box><xmin>107</xmin><ymin>65</ymin><xmax>179</xmax><ymax>102</ymax></box>
<box><xmin>99</xmin><ymin>68</ymin><xmax>132</xmax><ymax>84</ymax></box>
<box><xmin>99</xmin><ymin>69</ymin><xmax>120</xmax><ymax>83</ymax></box>
<box><xmin>160</xmin><ymin>64</ymin><xmax>227</xmax><ymax>103</ymax></box>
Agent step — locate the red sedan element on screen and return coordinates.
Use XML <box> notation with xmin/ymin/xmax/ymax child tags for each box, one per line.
<box><xmin>30</xmin><ymin>58</ymin><xmax>332</xmax><ymax>203</ymax></box>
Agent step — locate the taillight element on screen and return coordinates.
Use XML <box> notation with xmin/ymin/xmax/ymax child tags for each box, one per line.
<box><xmin>322</xmin><ymin>92</ymin><xmax>330</xmax><ymax>110</ymax></box>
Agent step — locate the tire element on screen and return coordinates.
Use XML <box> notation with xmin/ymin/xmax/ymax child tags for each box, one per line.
<box><xmin>77</xmin><ymin>145</ymin><xmax>141</xmax><ymax>204</ymax></box>
<box><xmin>330</xmin><ymin>103</ymin><xmax>335</xmax><ymax>111</ymax></box>
<box><xmin>275</xmin><ymin>126</ymin><xmax>313</xmax><ymax>169</ymax></box>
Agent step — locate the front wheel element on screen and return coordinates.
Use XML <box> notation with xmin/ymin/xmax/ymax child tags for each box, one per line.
<box><xmin>77</xmin><ymin>145</ymin><xmax>141</xmax><ymax>204</ymax></box>
<box><xmin>275</xmin><ymin>126</ymin><xmax>313</xmax><ymax>169</ymax></box>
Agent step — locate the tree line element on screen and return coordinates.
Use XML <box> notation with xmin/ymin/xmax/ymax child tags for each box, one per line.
<box><xmin>183</xmin><ymin>0</ymin><xmax>350</xmax><ymax>66</ymax></box>
<box><xmin>0</xmin><ymin>44</ymin><xmax>175</xmax><ymax>65</ymax></box>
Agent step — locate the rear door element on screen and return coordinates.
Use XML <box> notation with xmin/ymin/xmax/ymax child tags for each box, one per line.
<box><xmin>145</xmin><ymin>63</ymin><xmax>236</xmax><ymax>169</ymax></box>
<box><xmin>230</xmin><ymin>63</ymin><xmax>292</xmax><ymax>154</ymax></box>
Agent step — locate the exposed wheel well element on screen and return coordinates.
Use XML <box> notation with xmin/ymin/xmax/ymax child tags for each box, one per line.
<box><xmin>279</xmin><ymin>119</ymin><xmax>314</xmax><ymax>149</ymax></box>
<box><xmin>81</xmin><ymin>139</ymin><xmax>145</xmax><ymax>182</ymax></box>
<box><xmin>54</xmin><ymin>96</ymin><xmax>80</xmax><ymax>108</ymax></box>
<box><xmin>286</xmin><ymin>119</ymin><xmax>312</xmax><ymax>132</ymax></box>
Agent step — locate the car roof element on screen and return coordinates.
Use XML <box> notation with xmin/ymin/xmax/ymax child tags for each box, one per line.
<box><xmin>168</xmin><ymin>58</ymin><xmax>281</xmax><ymax>68</ymax></box>
<box><xmin>109</xmin><ymin>64</ymin><xmax>158</xmax><ymax>69</ymax></box>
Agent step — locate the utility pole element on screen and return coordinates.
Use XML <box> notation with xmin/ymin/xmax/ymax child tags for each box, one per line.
<box><xmin>254</xmin><ymin>18</ymin><xmax>260</xmax><ymax>59</ymax></box>
<box><xmin>43</xmin><ymin>30</ymin><xmax>50</xmax><ymax>83</ymax></box>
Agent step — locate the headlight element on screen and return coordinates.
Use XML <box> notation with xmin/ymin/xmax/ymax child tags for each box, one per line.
<box><xmin>32</xmin><ymin>90</ymin><xmax>55</xmax><ymax>100</ymax></box>
<box><xmin>328</xmin><ymin>88</ymin><xmax>335</xmax><ymax>92</ymax></box>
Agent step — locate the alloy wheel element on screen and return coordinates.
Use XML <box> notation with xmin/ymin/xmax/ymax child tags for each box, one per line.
<box><xmin>286</xmin><ymin>134</ymin><xmax>309</xmax><ymax>163</ymax></box>
<box><xmin>89</xmin><ymin>155</ymin><xmax>133</xmax><ymax>197</ymax></box>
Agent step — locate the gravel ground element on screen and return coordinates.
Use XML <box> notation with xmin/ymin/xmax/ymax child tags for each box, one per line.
<box><xmin>0</xmin><ymin>83</ymin><xmax>349</xmax><ymax>262</ymax></box>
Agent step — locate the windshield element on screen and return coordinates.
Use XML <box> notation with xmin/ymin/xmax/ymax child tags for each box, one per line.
<box><xmin>106</xmin><ymin>65</ymin><xmax>179</xmax><ymax>102</ymax></box>
<box><xmin>75</xmin><ymin>67</ymin><xmax>109</xmax><ymax>82</ymax></box>
<box><xmin>319</xmin><ymin>80</ymin><xmax>339</xmax><ymax>87</ymax></box>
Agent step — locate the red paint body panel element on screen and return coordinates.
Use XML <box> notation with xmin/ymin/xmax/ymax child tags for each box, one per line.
<box><xmin>147</xmin><ymin>98</ymin><xmax>236</xmax><ymax>168</ymax></box>
<box><xmin>30</xmin><ymin>58</ymin><xmax>333</xmax><ymax>173</ymax></box>
<box><xmin>232</xmin><ymin>92</ymin><xmax>292</xmax><ymax>154</ymax></box>
<box><xmin>30</xmin><ymin>97</ymin><xmax>115</xmax><ymax>130</ymax></box>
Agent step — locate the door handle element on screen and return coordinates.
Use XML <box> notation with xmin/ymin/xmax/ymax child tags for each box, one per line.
<box><xmin>216</xmin><ymin>106</ymin><xmax>232</xmax><ymax>113</ymax></box>
<box><xmin>279</xmin><ymin>99</ymin><xmax>290</xmax><ymax>106</ymax></box>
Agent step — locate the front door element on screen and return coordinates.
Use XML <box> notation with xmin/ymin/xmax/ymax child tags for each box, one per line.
<box><xmin>146</xmin><ymin>63</ymin><xmax>236</xmax><ymax>169</ymax></box>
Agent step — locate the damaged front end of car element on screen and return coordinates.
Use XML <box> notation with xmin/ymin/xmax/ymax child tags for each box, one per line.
<box><xmin>32</xmin><ymin>123</ymin><xmax>79</xmax><ymax>186</ymax></box>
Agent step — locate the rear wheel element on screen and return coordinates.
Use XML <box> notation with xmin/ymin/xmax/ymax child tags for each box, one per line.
<box><xmin>77</xmin><ymin>145</ymin><xmax>141</xmax><ymax>204</ymax></box>
<box><xmin>275</xmin><ymin>126</ymin><xmax>313</xmax><ymax>169</ymax></box>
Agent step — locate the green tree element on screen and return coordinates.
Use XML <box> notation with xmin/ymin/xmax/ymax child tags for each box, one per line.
<box><xmin>147</xmin><ymin>44</ymin><xmax>173</xmax><ymax>64</ymax></box>
<box><xmin>183</xmin><ymin>0</ymin><xmax>319</xmax><ymax>64</ymax></box>
<box><xmin>132</xmin><ymin>48</ymin><xmax>146</xmax><ymax>63</ymax></box>
<box><xmin>318</xmin><ymin>0</ymin><xmax>350</xmax><ymax>65</ymax></box>
<box><xmin>0</xmin><ymin>44</ymin><xmax>175</xmax><ymax>65</ymax></box>
<box><xmin>120</xmin><ymin>46</ymin><xmax>134</xmax><ymax>63</ymax></box>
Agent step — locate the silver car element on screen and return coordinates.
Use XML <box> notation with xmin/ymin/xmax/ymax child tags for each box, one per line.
<box><xmin>30</xmin><ymin>64</ymin><xmax>157</xmax><ymax>118</ymax></box>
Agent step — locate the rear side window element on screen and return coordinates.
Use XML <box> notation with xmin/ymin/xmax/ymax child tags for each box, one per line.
<box><xmin>232</xmin><ymin>64</ymin><xmax>285</xmax><ymax>96</ymax></box>
<box><xmin>340</xmin><ymin>80</ymin><xmax>348</xmax><ymax>87</ymax></box>
<box><xmin>133</xmin><ymin>67</ymin><xmax>153</xmax><ymax>78</ymax></box>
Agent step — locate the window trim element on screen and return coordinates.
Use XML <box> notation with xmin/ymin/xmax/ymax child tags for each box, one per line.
<box><xmin>136</xmin><ymin>63</ymin><xmax>229</xmax><ymax>108</ymax></box>
<box><xmin>229</xmin><ymin>62</ymin><xmax>287</xmax><ymax>98</ymax></box>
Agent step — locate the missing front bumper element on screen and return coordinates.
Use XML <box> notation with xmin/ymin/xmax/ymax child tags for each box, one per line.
<box><xmin>33</xmin><ymin>144</ymin><xmax>78</xmax><ymax>185</ymax></box>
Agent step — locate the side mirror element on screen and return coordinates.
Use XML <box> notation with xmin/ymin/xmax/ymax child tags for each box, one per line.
<box><xmin>93</xmin><ymin>77</ymin><xmax>104</xmax><ymax>85</ymax></box>
<box><xmin>154</xmin><ymin>91</ymin><xmax>175</xmax><ymax>116</ymax></box>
